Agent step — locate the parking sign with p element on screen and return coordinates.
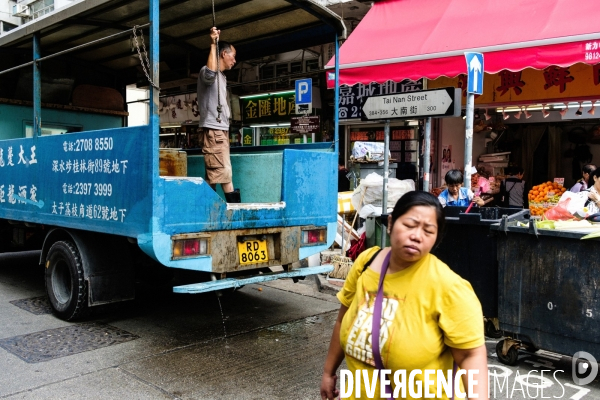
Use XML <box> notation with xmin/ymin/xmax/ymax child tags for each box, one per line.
<box><xmin>295</xmin><ymin>78</ymin><xmax>312</xmax><ymax>105</ymax></box>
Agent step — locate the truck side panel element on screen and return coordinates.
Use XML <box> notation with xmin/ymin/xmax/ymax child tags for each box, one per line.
<box><xmin>0</xmin><ymin>126</ymin><xmax>153</xmax><ymax>237</ymax></box>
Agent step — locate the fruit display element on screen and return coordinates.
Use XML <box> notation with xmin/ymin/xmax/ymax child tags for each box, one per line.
<box><xmin>528</xmin><ymin>181</ymin><xmax>567</xmax><ymax>216</ymax></box>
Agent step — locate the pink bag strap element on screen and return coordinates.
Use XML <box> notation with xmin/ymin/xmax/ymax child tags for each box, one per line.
<box><xmin>371</xmin><ymin>250</ymin><xmax>394</xmax><ymax>398</ymax></box>
<box><xmin>371</xmin><ymin>250</ymin><xmax>458</xmax><ymax>400</ymax></box>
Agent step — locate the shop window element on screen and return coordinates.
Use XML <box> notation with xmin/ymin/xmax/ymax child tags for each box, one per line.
<box><xmin>305</xmin><ymin>59</ymin><xmax>319</xmax><ymax>72</ymax></box>
<box><xmin>275</xmin><ymin>63</ymin><xmax>290</xmax><ymax>90</ymax></box>
<box><xmin>2</xmin><ymin>22</ymin><xmax>18</xmax><ymax>33</ymax></box>
<box><xmin>260</xmin><ymin>58</ymin><xmax>320</xmax><ymax>90</ymax></box>
<box><xmin>259</xmin><ymin>65</ymin><xmax>275</xmax><ymax>91</ymax></box>
<box><xmin>290</xmin><ymin>61</ymin><xmax>303</xmax><ymax>74</ymax></box>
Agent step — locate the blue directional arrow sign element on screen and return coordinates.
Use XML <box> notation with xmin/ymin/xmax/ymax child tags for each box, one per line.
<box><xmin>465</xmin><ymin>52</ymin><xmax>484</xmax><ymax>95</ymax></box>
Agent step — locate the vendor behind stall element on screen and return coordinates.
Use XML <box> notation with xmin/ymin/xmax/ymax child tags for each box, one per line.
<box><xmin>584</xmin><ymin>168</ymin><xmax>600</xmax><ymax>214</ymax></box>
<box><xmin>500</xmin><ymin>166</ymin><xmax>525</xmax><ymax>208</ymax></box>
<box><xmin>570</xmin><ymin>164</ymin><xmax>597</xmax><ymax>193</ymax></box>
<box><xmin>438</xmin><ymin>170</ymin><xmax>484</xmax><ymax>208</ymax></box>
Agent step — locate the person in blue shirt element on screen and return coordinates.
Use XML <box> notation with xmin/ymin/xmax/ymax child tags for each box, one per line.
<box><xmin>438</xmin><ymin>169</ymin><xmax>484</xmax><ymax>208</ymax></box>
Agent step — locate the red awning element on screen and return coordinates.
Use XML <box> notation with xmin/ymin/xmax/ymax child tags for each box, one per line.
<box><xmin>326</xmin><ymin>0</ymin><xmax>600</xmax><ymax>88</ymax></box>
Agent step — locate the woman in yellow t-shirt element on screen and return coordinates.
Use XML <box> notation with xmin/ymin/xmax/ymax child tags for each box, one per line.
<box><xmin>320</xmin><ymin>191</ymin><xmax>488</xmax><ymax>400</ymax></box>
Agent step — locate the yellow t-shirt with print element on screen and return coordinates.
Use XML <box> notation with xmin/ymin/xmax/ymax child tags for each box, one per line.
<box><xmin>337</xmin><ymin>247</ymin><xmax>484</xmax><ymax>400</ymax></box>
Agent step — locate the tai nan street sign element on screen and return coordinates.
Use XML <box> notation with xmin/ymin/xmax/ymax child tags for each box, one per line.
<box><xmin>360</xmin><ymin>87</ymin><xmax>461</xmax><ymax>121</ymax></box>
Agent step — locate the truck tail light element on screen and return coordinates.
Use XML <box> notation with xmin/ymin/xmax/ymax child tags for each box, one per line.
<box><xmin>302</xmin><ymin>229</ymin><xmax>326</xmax><ymax>244</ymax></box>
<box><xmin>173</xmin><ymin>238</ymin><xmax>208</xmax><ymax>258</ymax></box>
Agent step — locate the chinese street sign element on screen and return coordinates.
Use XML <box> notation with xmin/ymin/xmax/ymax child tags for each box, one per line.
<box><xmin>338</xmin><ymin>79</ymin><xmax>423</xmax><ymax>120</ymax></box>
<box><xmin>291</xmin><ymin>116</ymin><xmax>320</xmax><ymax>135</ymax></box>
<box><xmin>360</xmin><ymin>87</ymin><xmax>461</xmax><ymax>121</ymax></box>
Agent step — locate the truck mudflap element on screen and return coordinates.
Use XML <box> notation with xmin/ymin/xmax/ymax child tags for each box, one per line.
<box><xmin>172</xmin><ymin>265</ymin><xmax>333</xmax><ymax>294</ymax></box>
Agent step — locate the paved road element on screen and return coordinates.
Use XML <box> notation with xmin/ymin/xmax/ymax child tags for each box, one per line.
<box><xmin>0</xmin><ymin>251</ymin><xmax>599</xmax><ymax>399</ymax></box>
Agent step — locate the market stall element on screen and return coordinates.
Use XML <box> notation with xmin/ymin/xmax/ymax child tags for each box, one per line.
<box><xmin>492</xmin><ymin>217</ymin><xmax>600</xmax><ymax>365</ymax></box>
<box><xmin>326</xmin><ymin>0</ymin><xmax>600</xmax><ymax>191</ymax></box>
<box><xmin>326</xmin><ymin>0</ymin><xmax>600</xmax><ymax>360</ymax></box>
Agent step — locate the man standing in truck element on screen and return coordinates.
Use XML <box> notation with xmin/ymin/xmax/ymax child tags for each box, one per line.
<box><xmin>197</xmin><ymin>27</ymin><xmax>240</xmax><ymax>203</ymax></box>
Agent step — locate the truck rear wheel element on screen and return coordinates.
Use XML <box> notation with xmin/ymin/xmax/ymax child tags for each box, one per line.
<box><xmin>45</xmin><ymin>241</ymin><xmax>88</xmax><ymax>321</ymax></box>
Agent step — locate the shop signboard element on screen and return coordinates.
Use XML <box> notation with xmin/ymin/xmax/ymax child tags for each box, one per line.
<box><xmin>240</xmin><ymin>91</ymin><xmax>299</xmax><ymax>124</ymax></box>
<box><xmin>360</xmin><ymin>87</ymin><xmax>461</xmax><ymax>121</ymax></box>
<box><xmin>338</xmin><ymin>79</ymin><xmax>423</xmax><ymax>120</ymax></box>
<box><xmin>428</xmin><ymin>63</ymin><xmax>600</xmax><ymax>106</ymax></box>
<box><xmin>290</xmin><ymin>116</ymin><xmax>320</xmax><ymax>135</ymax></box>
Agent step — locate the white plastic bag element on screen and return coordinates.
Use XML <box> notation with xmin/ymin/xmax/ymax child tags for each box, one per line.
<box><xmin>558</xmin><ymin>190</ymin><xmax>589</xmax><ymax>215</ymax></box>
<box><xmin>351</xmin><ymin>172</ymin><xmax>415</xmax><ymax>212</ymax></box>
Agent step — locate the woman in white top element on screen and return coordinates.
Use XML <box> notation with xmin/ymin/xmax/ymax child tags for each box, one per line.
<box><xmin>585</xmin><ymin>168</ymin><xmax>600</xmax><ymax>214</ymax></box>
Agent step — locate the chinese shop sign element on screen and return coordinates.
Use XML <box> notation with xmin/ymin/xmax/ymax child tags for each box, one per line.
<box><xmin>241</xmin><ymin>92</ymin><xmax>301</xmax><ymax>124</ymax></box>
<box><xmin>428</xmin><ymin>62</ymin><xmax>600</xmax><ymax>105</ymax></box>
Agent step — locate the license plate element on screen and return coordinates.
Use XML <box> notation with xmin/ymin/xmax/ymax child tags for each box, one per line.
<box><xmin>237</xmin><ymin>239</ymin><xmax>269</xmax><ymax>265</ymax></box>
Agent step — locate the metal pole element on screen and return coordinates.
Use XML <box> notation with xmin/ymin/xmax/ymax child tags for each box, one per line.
<box><xmin>33</xmin><ymin>33</ymin><xmax>41</xmax><ymax>138</ymax></box>
<box><xmin>334</xmin><ymin>34</ymin><xmax>340</xmax><ymax>156</ymax></box>
<box><xmin>464</xmin><ymin>93</ymin><xmax>475</xmax><ymax>189</ymax></box>
<box><xmin>334</xmin><ymin>35</ymin><xmax>342</xmax><ymax>253</ymax></box>
<box><xmin>150</xmin><ymin>0</ymin><xmax>159</xmax><ymax>179</ymax></box>
<box><xmin>423</xmin><ymin>117</ymin><xmax>432</xmax><ymax>192</ymax></box>
<box><xmin>381</xmin><ymin>119</ymin><xmax>390</xmax><ymax>249</ymax></box>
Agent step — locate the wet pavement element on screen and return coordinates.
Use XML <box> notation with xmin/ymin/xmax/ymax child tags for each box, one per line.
<box><xmin>0</xmin><ymin>251</ymin><xmax>599</xmax><ymax>399</ymax></box>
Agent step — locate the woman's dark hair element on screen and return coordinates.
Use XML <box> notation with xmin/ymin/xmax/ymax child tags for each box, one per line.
<box><xmin>583</xmin><ymin>164</ymin><xmax>597</xmax><ymax>175</ymax></box>
<box><xmin>390</xmin><ymin>191</ymin><xmax>445</xmax><ymax>246</ymax></box>
<box><xmin>588</xmin><ymin>167</ymin><xmax>600</xmax><ymax>188</ymax></box>
<box><xmin>444</xmin><ymin>169</ymin><xmax>463</xmax><ymax>185</ymax></box>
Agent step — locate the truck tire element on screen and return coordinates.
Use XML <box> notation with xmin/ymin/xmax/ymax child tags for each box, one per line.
<box><xmin>45</xmin><ymin>240</ymin><xmax>88</xmax><ymax>321</ymax></box>
<box><xmin>496</xmin><ymin>340</ymin><xmax>519</xmax><ymax>366</ymax></box>
<box><xmin>484</xmin><ymin>319</ymin><xmax>503</xmax><ymax>339</ymax></box>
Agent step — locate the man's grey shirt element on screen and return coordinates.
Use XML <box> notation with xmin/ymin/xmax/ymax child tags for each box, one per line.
<box><xmin>197</xmin><ymin>66</ymin><xmax>230</xmax><ymax>131</ymax></box>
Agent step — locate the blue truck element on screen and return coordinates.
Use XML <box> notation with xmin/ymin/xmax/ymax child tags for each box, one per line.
<box><xmin>0</xmin><ymin>0</ymin><xmax>345</xmax><ymax>320</ymax></box>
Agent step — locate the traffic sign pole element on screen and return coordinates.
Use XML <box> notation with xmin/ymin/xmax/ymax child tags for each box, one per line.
<box><xmin>464</xmin><ymin>93</ymin><xmax>475</xmax><ymax>190</ymax></box>
<box><xmin>464</xmin><ymin>52</ymin><xmax>484</xmax><ymax>190</ymax></box>
<box><xmin>424</xmin><ymin>117</ymin><xmax>432</xmax><ymax>192</ymax></box>
<box><xmin>381</xmin><ymin>120</ymin><xmax>390</xmax><ymax>249</ymax></box>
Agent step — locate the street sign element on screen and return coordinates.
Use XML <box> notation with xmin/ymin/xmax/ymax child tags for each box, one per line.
<box><xmin>295</xmin><ymin>103</ymin><xmax>312</xmax><ymax>114</ymax></box>
<box><xmin>465</xmin><ymin>52</ymin><xmax>484</xmax><ymax>94</ymax></box>
<box><xmin>360</xmin><ymin>87</ymin><xmax>461</xmax><ymax>121</ymax></box>
<box><xmin>291</xmin><ymin>116</ymin><xmax>320</xmax><ymax>134</ymax></box>
<box><xmin>295</xmin><ymin>78</ymin><xmax>312</xmax><ymax>105</ymax></box>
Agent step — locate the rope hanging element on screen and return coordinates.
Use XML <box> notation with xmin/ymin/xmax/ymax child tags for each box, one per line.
<box><xmin>212</xmin><ymin>0</ymin><xmax>223</xmax><ymax>123</ymax></box>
